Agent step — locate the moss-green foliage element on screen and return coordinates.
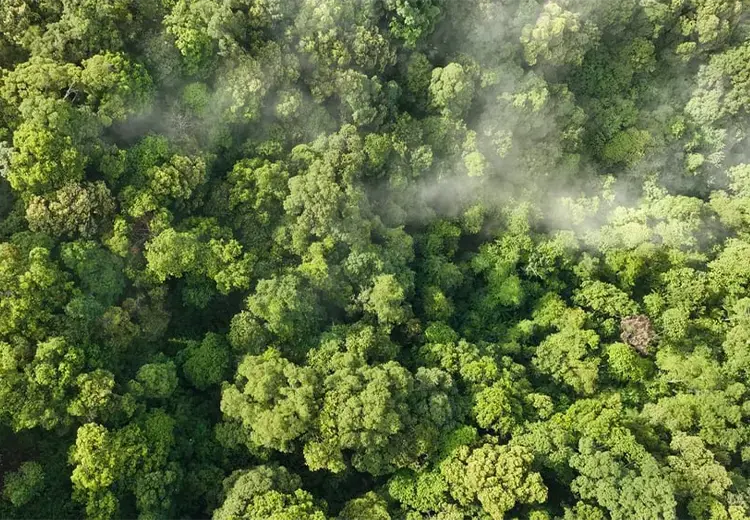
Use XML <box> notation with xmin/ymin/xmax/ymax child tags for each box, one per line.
<box><xmin>2</xmin><ymin>1</ymin><xmax>750</xmax><ymax>519</ymax></box>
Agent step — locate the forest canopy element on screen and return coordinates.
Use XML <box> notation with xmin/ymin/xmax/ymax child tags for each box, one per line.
<box><xmin>1</xmin><ymin>0</ymin><xmax>750</xmax><ymax>519</ymax></box>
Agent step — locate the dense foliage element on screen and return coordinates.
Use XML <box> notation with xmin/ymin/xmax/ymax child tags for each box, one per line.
<box><xmin>1</xmin><ymin>1</ymin><xmax>750</xmax><ymax>519</ymax></box>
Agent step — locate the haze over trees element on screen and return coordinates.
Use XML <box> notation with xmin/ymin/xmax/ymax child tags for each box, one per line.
<box><xmin>2</xmin><ymin>0</ymin><xmax>750</xmax><ymax>519</ymax></box>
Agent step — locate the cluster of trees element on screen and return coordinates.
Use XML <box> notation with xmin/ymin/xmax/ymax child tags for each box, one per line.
<box><xmin>1</xmin><ymin>0</ymin><xmax>750</xmax><ymax>518</ymax></box>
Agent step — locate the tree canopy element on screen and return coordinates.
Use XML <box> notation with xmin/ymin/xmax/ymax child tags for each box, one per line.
<box><xmin>2</xmin><ymin>1</ymin><xmax>750</xmax><ymax>519</ymax></box>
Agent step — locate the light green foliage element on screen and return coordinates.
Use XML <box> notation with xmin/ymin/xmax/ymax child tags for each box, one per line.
<box><xmin>335</xmin><ymin>69</ymin><xmax>388</xmax><ymax>127</ymax></box>
<box><xmin>67</xmin><ymin>369</ymin><xmax>118</xmax><ymax>422</ymax></box>
<box><xmin>8</xmin><ymin>121</ymin><xmax>86</xmax><ymax>194</ymax></box>
<box><xmin>711</xmin><ymin>164</ymin><xmax>750</xmax><ymax>230</ymax></box>
<box><xmin>215</xmin><ymin>42</ymin><xmax>299</xmax><ymax>122</ymax></box>
<box><xmin>245</xmin><ymin>274</ymin><xmax>322</xmax><ymax>345</ymax></box>
<box><xmin>228</xmin><ymin>310</ymin><xmax>269</xmax><ymax>354</ymax></box>
<box><xmin>404</xmin><ymin>52</ymin><xmax>433</xmax><ymax>104</ymax></box>
<box><xmin>221</xmin><ymin>348</ymin><xmax>318</xmax><ymax>452</ymax></box>
<box><xmin>228</xmin><ymin>158</ymin><xmax>288</xmax><ymax>216</ymax></box>
<box><xmin>227</xmin><ymin>157</ymin><xmax>289</xmax><ymax>250</ymax></box>
<box><xmin>122</xmin><ymin>153</ymin><xmax>207</xmax><ymax>217</ymax></box>
<box><xmin>429</xmin><ymin>63</ymin><xmax>475</xmax><ymax>119</ymax></box>
<box><xmin>80</xmin><ymin>52</ymin><xmax>153</xmax><ymax>125</ymax></box>
<box><xmin>687</xmin><ymin>42</ymin><xmax>750</xmax><ymax>125</ymax></box>
<box><xmin>521</xmin><ymin>2</ymin><xmax>597</xmax><ymax>66</ymax></box>
<box><xmin>0</xmin><ymin>245</ymin><xmax>71</xmax><ymax>341</ymax></box>
<box><xmin>605</xmin><ymin>342</ymin><xmax>652</xmax><ymax>383</ymax></box>
<box><xmin>69</xmin><ymin>410</ymin><xmax>178</xmax><ymax>519</ymax></box>
<box><xmin>723</xmin><ymin>298</ymin><xmax>750</xmax><ymax>379</ymax></box>
<box><xmin>387</xmin><ymin>469</ymin><xmax>450</xmax><ymax>515</ymax></box>
<box><xmin>440</xmin><ymin>443</ymin><xmax>547</xmax><ymax>519</ymax></box>
<box><xmin>35</xmin><ymin>0</ymin><xmax>136</xmax><ymax>61</ymax></box>
<box><xmin>667</xmin><ymin>434</ymin><xmax>733</xmax><ymax>516</ymax></box>
<box><xmin>294</xmin><ymin>0</ymin><xmax>395</xmax><ymax>100</ymax></box>
<box><xmin>164</xmin><ymin>0</ymin><xmax>221</xmax><ymax>75</ymax></box>
<box><xmin>655</xmin><ymin>347</ymin><xmax>722</xmax><ymax>392</ymax></box>
<box><xmin>533</xmin><ymin>321</ymin><xmax>601</xmax><ymax>395</ymax></box>
<box><xmin>673</xmin><ymin>0</ymin><xmax>744</xmax><ymax>49</ymax></box>
<box><xmin>569</xmin><ymin>438</ymin><xmax>677</xmax><ymax>520</ymax></box>
<box><xmin>307</xmin><ymin>323</ymin><xmax>399</xmax><ymax>371</ymax></box>
<box><xmin>473</xmin><ymin>381</ymin><xmax>525</xmax><ymax>435</ymax></box>
<box><xmin>127</xmin><ymin>134</ymin><xmax>171</xmax><ymax>177</ymax></box>
<box><xmin>181</xmin><ymin>82</ymin><xmax>210</xmax><ymax>115</ymax></box>
<box><xmin>282</xmin><ymin>126</ymin><xmax>370</xmax><ymax>252</ymax></box>
<box><xmin>419</xmin><ymin>327</ymin><xmax>534</xmax><ymax>433</ymax></box>
<box><xmin>573</xmin><ymin>280</ymin><xmax>638</xmax><ymax>318</ymax></box>
<box><xmin>361</xmin><ymin>273</ymin><xmax>410</xmax><ymax>327</ymax></box>
<box><xmin>384</xmin><ymin>0</ymin><xmax>442</xmax><ymax>47</ymax></box>
<box><xmin>469</xmin><ymin>232</ymin><xmax>530</xmax><ymax>317</ymax></box>
<box><xmin>145</xmin><ymin>228</ymin><xmax>201</xmax><ymax>278</ymax></box>
<box><xmin>213</xmin><ymin>465</ymin><xmax>326</xmax><ymax>520</ymax></box>
<box><xmin>0</xmin><ymin>336</ymin><xmax>84</xmax><ymax>431</ymax></box>
<box><xmin>145</xmin><ymin>221</ymin><xmax>252</xmax><ymax>293</ymax></box>
<box><xmin>708</xmin><ymin>238</ymin><xmax>750</xmax><ymax>298</ymax></box>
<box><xmin>562</xmin><ymin>502</ymin><xmax>606</xmax><ymax>520</ymax></box>
<box><xmin>642</xmin><ymin>385</ymin><xmax>750</xmax><ymax>454</ymax></box>
<box><xmin>338</xmin><ymin>491</ymin><xmax>390</xmax><ymax>520</ymax></box>
<box><xmin>601</xmin><ymin>128</ymin><xmax>652</xmax><ymax>166</ymax></box>
<box><xmin>146</xmin><ymin>154</ymin><xmax>206</xmax><ymax>200</ymax></box>
<box><xmin>657</xmin><ymin>266</ymin><xmax>709</xmax><ymax>313</ymax></box>
<box><xmin>305</xmin><ymin>361</ymin><xmax>455</xmax><ymax>475</ymax></box>
<box><xmin>0</xmin><ymin>56</ymin><xmax>80</xmax><ymax>108</ymax></box>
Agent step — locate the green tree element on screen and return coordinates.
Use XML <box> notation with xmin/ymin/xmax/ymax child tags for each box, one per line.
<box><xmin>80</xmin><ymin>52</ymin><xmax>153</xmax><ymax>126</ymax></box>
<box><xmin>384</xmin><ymin>0</ymin><xmax>442</xmax><ymax>47</ymax></box>
<box><xmin>304</xmin><ymin>361</ymin><xmax>455</xmax><ymax>475</ymax></box>
<box><xmin>0</xmin><ymin>244</ymin><xmax>71</xmax><ymax>341</ymax></box>
<box><xmin>35</xmin><ymin>0</ymin><xmax>138</xmax><ymax>61</ymax></box>
<box><xmin>220</xmin><ymin>348</ymin><xmax>318</xmax><ymax>453</ymax></box>
<box><xmin>0</xmin><ymin>337</ymin><xmax>84</xmax><ymax>431</ymax></box>
<box><xmin>440</xmin><ymin>443</ymin><xmax>548</xmax><ymax>519</ymax></box>
<box><xmin>338</xmin><ymin>491</ymin><xmax>390</xmax><ymax>520</ymax></box>
<box><xmin>69</xmin><ymin>410</ymin><xmax>178</xmax><ymax>519</ymax></box>
<box><xmin>569</xmin><ymin>437</ymin><xmax>677</xmax><ymax>520</ymax></box>
<box><xmin>213</xmin><ymin>465</ymin><xmax>327</xmax><ymax>520</ymax></box>
<box><xmin>521</xmin><ymin>2</ymin><xmax>598</xmax><ymax>66</ymax></box>
<box><xmin>429</xmin><ymin>63</ymin><xmax>475</xmax><ymax>119</ymax></box>
<box><xmin>61</xmin><ymin>240</ymin><xmax>125</xmax><ymax>305</ymax></box>
<box><xmin>686</xmin><ymin>42</ymin><xmax>750</xmax><ymax>125</ymax></box>
<box><xmin>145</xmin><ymin>221</ymin><xmax>252</xmax><ymax>293</ymax></box>
<box><xmin>132</xmin><ymin>360</ymin><xmax>178</xmax><ymax>399</ymax></box>
<box><xmin>8</xmin><ymin>121</ymin><xmax>86</xmax><ymax>195</ymax></box>
<box><xmin>180</xmin><ymin>332</ymin><xmax>230</xmax><ymax>390</ymax></box>
<box><xmin>67</xmin><ymin>369</ymin><xmax>119</xmax><ymax>422</ymax></box>
<box><xmin>360</xmin><ymin>273</ymin><xmax>410</xmax><ymax>327</ymax></box>
<box><xmin>3</xmin><ymin>461</ymin><xmax>45</xmax><ymax>508</ymax></box>
<box><xmin>533</xmin><ymin>325</ymin><xmax>601</xmax><ymax>396</ymax></box>
<box><xmin>244</xmin><ymin>274</ymin><xmax>323</xmax><ymax>346</ymax></box>
<box><xmin>26</xmin><ymin>182</ymin><xmax>116</xmax><ymax>239</ymax></box>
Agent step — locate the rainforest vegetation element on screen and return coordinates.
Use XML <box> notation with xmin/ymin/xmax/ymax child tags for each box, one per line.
<box><xmin>2</xmin><ymin>0</ymin><xmax>750</xmax><ymax>519</ymax></box>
